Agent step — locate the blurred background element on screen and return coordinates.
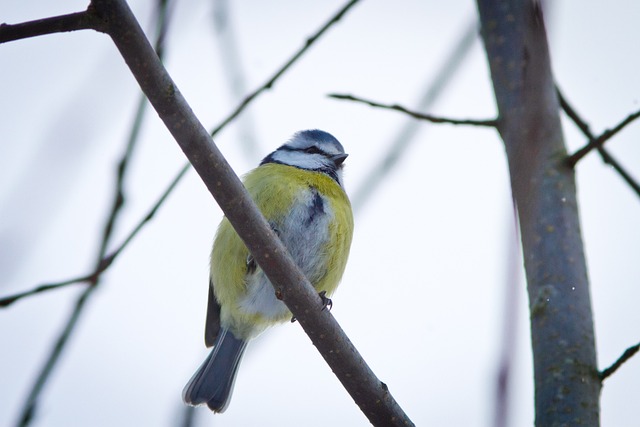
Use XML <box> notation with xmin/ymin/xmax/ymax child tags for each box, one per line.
<box><xmin>1</xmin><ymin>1</ymin><xmax>639</xmax><ymax>426</ymax></box>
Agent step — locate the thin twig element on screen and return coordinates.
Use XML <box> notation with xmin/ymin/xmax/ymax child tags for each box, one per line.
<box><xmin>329</xmin><ymin>93</ymin><xmax>498</xmax><ymax>127</ymax></box>
<box><xmin>107</xmin><ymin>162</ymin><xmax>190</xmax><ymax>260</ymax></box>
<box><xmin>556</xmin><ymin>88</ymin><xmax>592</xmax><ymax>136</ymax></box>
<box><xmin>566</xmin><ymin>107</ymin><xmax>640</xmax><ymax>167</ymax></box>
<box><xmin>0</xmin><ymin>264</ymin><xmax>110</xmax><ymax>308</ymax></box>
<box><xmin>1</xmin><ymin>0</ymin><xmax>361</xmax><ymax>307</ymax></box>
<box><xmin>350</xmin><ymin>20</ymin><xmax>478</xmax><ymax>212</ymax></box>
<box><xmin>493</xmin><ymin>208</ymin><xmax>522</xmax><ymax>427</ymax></box>
<box><xmin>91</xmin><ymin>0</ymin><xmax>413</xmax><ymax>423</ymax></box>
<box><xmin>594</xmin><ymin>149</ymin><xmax>640</xmax><ymax>198</ymax></box>
<box><xmin>0</xmin><ymin>280</ymin><xmax>84</xmax><ymax>308</ymax></box>
<box><xmin>17</xmin><ymin>287</ymin><xmax>96</xmax><ymax>427</ymax></box>
<box><xmin>0</xmin><ymin>163</ymin><xmax>185</xmax><ymax>309</ymax></box>
<box><xmin>0</xmin><ymin>10</ymin><xmax>103</xmax><ymax>43</ymax></box>
<box><xmin>210</xmin><ymin>0</ymin><xmax>362</xmax><ymax>136</ymax></box>
<box><xmin>558</xmin><ymin>88</ymin><xmax>640</xmax><ymax>197</ymax></box>
<box><xmin>212</xmin><ymin>0</ymin><xmax>261</xmax><ymax>162</ymax></box>
<box><xmin>14</xmin><ymin>2</ymin><xmax>173</xmax><ymax>425</ymax></box>
<box><xmin>599</xmin><ymin>342</ymin><xmax>640</xmax><ymax>381</ymax></box>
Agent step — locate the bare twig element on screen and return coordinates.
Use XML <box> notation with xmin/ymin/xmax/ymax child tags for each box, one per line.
<box><xmin>350</xmin><ymin>20</ymin><xmax>478</xmax><ymax>212</ymax></box>
<box><xmin>117</xmin><ymin>0</ymin><xmax>364</xmax><ymax>266</ymax></box>
<box><xmin>566</xmin><ymin>107</ymin><xmax>640</xmax><ymax>167</ymax></box>
<box><xmin>89</xmin><ymin>0</ymin><xmax>413</xmax><ymax>424</ymax></box>
<box><xmin>0</xmin><ymin>264</ymin><xmax>110</xmax><ymax>308</ymax></box>
<box><xmin>179</xmin><ymin>405</ymin><xmax>197</xmax><ymax>427</ymax></box>
<box><xmin>99</xmin><ymin>161</ymin><xmax>190</xmax><ymax>272</ymax></box>
<box><xmin>212</xmin><ymin>0</ymin><xmax>261</xmax><ymax>161</ymax></box>
<box><xmin>0</xmin><ymin>10</ymin><xmax>103</xmax><ymax>43</ymax></box>
<box><xmin>494</xmin><ymin>209</ymin><xmax>522</xmax><ymax>427</ymax></box>
<box><xmin>0</xmin><ymin>0</ymin><xmax>361</xmax><ymax>306</ymax></box>
<box><xmin>599</xmin><ymin>342</ymin><xmax>640</xmax><ymax>381</ymax></box>
<box><xmin>14</xmin><ymin>2</ymin><xmax>173</xmax><ymax>425</ymax></box>
<box><xmin>556</xmin><ymin>88</ymin><xmax>592</xmax><ymax>136</ymax></box>
<box><xmin>17</xmin><ymin>288</ymin><xmax>94</xmax><ymax>427</ymax></box>
<box><xmin>329</xmin><ymin>93</ymin><xmax>498</xmax><ymax>127</ymax></box>
<box><xmin>0</xmin><ymin>282</ymin><xmax>78</xmax><ymax>308</ymax></box>
<box><xmin>0</xmin><ymin>162</ymin><xmax>185</xmax><ymax>309</ymax></box>
<box><xmin>210</xmin><ymin>0</ymin><xmax>362</xmax><ymax>136</ymax></box>
<box><xmin>558</xmin><ymin>88</ymin><xmax>640</xmax><ymax>197</ymax></box>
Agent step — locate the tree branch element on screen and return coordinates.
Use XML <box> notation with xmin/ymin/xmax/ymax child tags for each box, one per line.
<box><xmin>87</xmin><ymin>0</ymin><xmax>412</xmax><ymax>425</ymax></box>
<box><xmin>0</xmin><ymin>279</ymin><xmax>83</xmax><ymax>307</ymax></box>
<box><xmin>0</xmin><ymin>264</ymin><xmax>109</xmax><ymax>308</ymax></box>
<box><xmin>211</xmin><ymin>0</ymin><xmax>361</xmax><ymax>136</ymax></box>
<box><xmin>348</xmin><ymin>19</ymin><xmax>478</xmax><ymax>212</ymax></box>
<box><xmin>14</xmin><ymin>2</ymin><xmax>172</xmax><ymax>425</ymax></box>
<box><xmin>477</xmin><ymin>1</ymin><xmax>600</xmax><ymax>425</ymax></box>
<box><xmin>0</xmin><ymin>161</ymin><xmax>185</xmax><ymax>309</ymax></box>
<box><xmin>558</xmin><ymin>89</ymin><xmax>640</xmax><ymax>197</ymax></box>
<box><xmin>1</xmin><ymin>0</ymin><xmax>354</xmax><ymax>306</ymax></box>
<box><xmin>555</xmin><ymin>87</ymin><xmax>592</xmax><ymax>136</ymax></box>
<box><xmin>599</xmin><ymin>342</ymin><xmax>640</xmax><ymax>381</ymax></box>
<box><xmin>329</xmin><ymin>93</ymin><xmax>498</xmax><ymax>127</ymax></box>
<box><xmin>0</xmin><ymin>10</ymin><xmax>104</xmax><ymax>43</ymax></box>
<box><xmin>566</xmin><ymin>108</ymin><xmax>640</xmax><ymax>167</ymax></box>
<box><xmin>493</xmin><ymin>212</ymin><xmax>522</xmax><ymax>427</ymax></box>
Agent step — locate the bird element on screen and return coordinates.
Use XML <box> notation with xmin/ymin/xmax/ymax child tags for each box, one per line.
<box><xmin>182</xmin><ymin>129</ymin><xmax>354</xmax><ymax>413</ymax></box>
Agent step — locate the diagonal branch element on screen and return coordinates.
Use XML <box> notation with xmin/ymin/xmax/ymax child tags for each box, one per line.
<box><xmin>0</xmin><ymin>162</ymin><xmax>186</xmax><ymax>309</ymax></box>
<box><xmin>559</xmin><ymin>88</ymin><xmax>640</xmax><ymax>196</ymax></box>
<box><xmin>329</xmin><ymin>93</ymin><xmax>498</xmax><ymax>127</ymax></box>
<box><xmin>566</xmin><ymin>107</ymin><xmax>640</xmax><ymax>167</ymax></box>
<box><xmin>0</xmin><ymin>10</ymin><xmax>104</xmax><ymax>43</ymax></box>
<box><xmin>0</xmin><ymin>0</ymin><xmax>361</xmax><ymax>307</ymax></box>
<box><xmin>558</xmin><ymin>89</ymin><xmax>640</xmax><ymax>197</ymax></box>
<box><xmin>0</xmin><ymin>265</ymin><xmax>107</xmax><ymax>308</ymax></box>
<box><xmin>14</xmin><ymin>2</ymin><xmax>173</xmax><ymax>425</ymax></box>
<box><xmin>349</xmin><ymin>19</ymin><xmax>478</xmax><ymax>212</ymax></box>
<box><xmin>556</xmin><ymin>88</ymin><xmax>592</xmax><ymax>137</ymax></box>
<box><xmin>210</xmin><ymin>0</ymin><xmax>361</xmax><ymax>136</ymax></box>
<box><xmin>211</xmin><ymin>0</ymin><xmax>261</xmax><ymax>161</ymax></box>
<box><xmin>599</xmin><ymin>342</ymin><xmax>640</xmax><ymax>381</ymax></box>
<box><xmin>88</xmin><ymin>0</ymin><xmax>413</xmax><ymax>424</ymax></box>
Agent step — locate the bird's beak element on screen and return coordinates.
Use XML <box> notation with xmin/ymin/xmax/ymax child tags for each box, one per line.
<box><xmin>331</xmin><ymin>153</ymin><xmax>348</xmax><ymax>167</ymax></box>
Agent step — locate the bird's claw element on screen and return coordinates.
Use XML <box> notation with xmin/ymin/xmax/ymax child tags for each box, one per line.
<box><xmin>290</xmin><ymin>291</ymin><xmax>332</xmax><ymax>323</ymax></box>
<box><xmin>319</xmin><ymin>290</ymin><xmax>332</xmax><ymax>311</ymax></box>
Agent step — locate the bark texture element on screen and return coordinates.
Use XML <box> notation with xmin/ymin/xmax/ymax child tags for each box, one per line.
<box><xmin>476</xmin><ymin>1</ymin><xmax>600</xmax><ymax>425</ymax></box>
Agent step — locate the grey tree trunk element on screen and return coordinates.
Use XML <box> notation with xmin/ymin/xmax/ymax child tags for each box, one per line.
<box><xmin>476</xmin><ymin>1</ymin><xmax>601</xmax><ymax>425</ymax></box>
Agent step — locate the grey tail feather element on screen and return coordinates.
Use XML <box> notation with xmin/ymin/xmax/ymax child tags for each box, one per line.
<box><xmin>182</xmin><ymin>328</ymin><xmax>248</xmax><ymax>413</ymax></box>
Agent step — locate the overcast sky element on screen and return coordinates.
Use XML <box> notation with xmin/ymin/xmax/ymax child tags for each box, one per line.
<box><xmin>1</xmin><ymin>1</ymin><xmax>639</xmax><ymax>426</ymax></box>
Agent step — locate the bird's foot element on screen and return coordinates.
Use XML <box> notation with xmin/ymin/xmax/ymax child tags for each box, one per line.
<box><xmin>290</xmin><ymin>291</ymin><xmax>333</xmax><ymax>323</ymax></box>
<box><xmin>319</xmin><ymin>290</ymin><xmax>333</xmax><ymax>311</ymax></box>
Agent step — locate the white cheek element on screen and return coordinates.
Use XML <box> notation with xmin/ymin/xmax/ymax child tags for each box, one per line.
<box><xmin>271</xmin><ymin>151</ymin><xmax>324</xmax><ymax>170</ymax></box>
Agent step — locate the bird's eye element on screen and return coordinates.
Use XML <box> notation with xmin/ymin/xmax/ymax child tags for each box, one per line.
<box><xmin>303</xmin><ymin>146</ymin><xmax>323</xmax><ymax>154</ymax></box>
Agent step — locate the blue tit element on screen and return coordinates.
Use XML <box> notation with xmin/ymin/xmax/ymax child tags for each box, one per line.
<box><xmin>183</xmin><ymin>129</ymin><xmax>354</xmax><ymax>413</ymax></box>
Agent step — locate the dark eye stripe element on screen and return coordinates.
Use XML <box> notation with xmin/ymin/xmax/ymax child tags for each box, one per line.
<box><xmin>303</xmin><ymin>146</ymin><xmax>324</xmax><ymax>155</ymax></box>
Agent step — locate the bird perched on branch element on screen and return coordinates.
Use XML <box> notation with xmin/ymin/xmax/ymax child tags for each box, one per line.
<box><xmin>183</xmin><ymin>129</ymin><xmax>354</xmax><ymax>413</ymax></box>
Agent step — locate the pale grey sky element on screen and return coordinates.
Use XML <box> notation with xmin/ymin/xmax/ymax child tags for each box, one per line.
<box><xmin>1</xmin><ymin>1</ymin><xmax>639</xmax><ymax>426</ymax></box>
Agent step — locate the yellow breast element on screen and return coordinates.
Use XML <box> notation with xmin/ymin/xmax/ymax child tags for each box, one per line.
<box><xmin>210</xmin><ymin>163</ymin><xmax>353</xmax><ymax>337</ymax></box>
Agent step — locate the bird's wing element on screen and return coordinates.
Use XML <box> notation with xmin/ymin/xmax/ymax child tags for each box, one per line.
<box><xmin>204</xmin><ymin>280</ymin><xmax>222</xmax><ymax>347</ymax></box>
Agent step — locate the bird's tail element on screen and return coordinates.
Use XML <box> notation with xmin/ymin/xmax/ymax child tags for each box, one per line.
<box><xmin>182</xmin><ymin>328</ymin><xmax>247</xmax><ymax>413</ymax></box>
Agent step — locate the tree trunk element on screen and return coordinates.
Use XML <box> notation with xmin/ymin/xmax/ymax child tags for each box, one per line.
<box><xmin>476</xmin><ymin>1</ymin><xmax>601</xmax><ymax>425</ymax></box>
